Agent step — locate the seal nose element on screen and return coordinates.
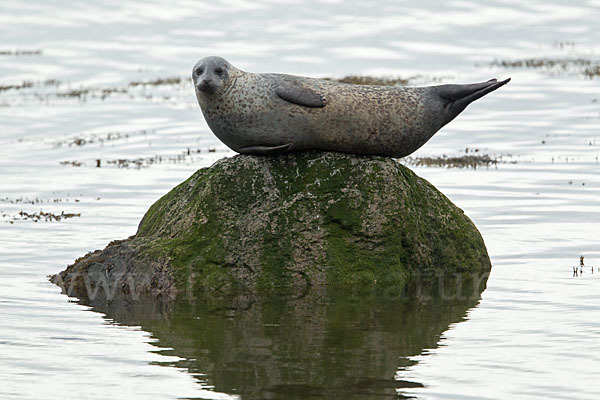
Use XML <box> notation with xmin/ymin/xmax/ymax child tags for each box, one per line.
<box><xmin>197</xmin><ymin>79</ymin><xmax>213</xmax><ymax>93</ymax></box>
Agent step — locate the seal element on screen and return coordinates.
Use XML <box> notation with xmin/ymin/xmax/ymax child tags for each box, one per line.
<box><xmin>192</xmin><ymin>56</ymin><xmax>510</xmax><ymax>157</ymax></box>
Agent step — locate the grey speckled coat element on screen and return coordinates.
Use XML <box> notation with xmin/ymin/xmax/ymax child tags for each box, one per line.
<box><xmin>193</xmin><ymin>56</ymin><xmax>509</xmax><ymax>158</ymax></box>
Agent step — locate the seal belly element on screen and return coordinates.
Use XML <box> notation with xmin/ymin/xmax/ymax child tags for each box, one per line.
<box><xmin>310</xmin><ymin>85</ymin><xmax>431</xmax><ymax>157</ymax></box>
<box><xmin>203</xmin><ymin>90</ymin><xmax>316</xmax><ymax>152</ymax></box>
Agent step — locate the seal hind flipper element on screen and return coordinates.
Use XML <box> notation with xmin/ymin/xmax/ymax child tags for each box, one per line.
<box><xmin>436</xmin><ymin>77</ymin><xmax>511</xmax><ymax>127</ymax></box>
<box><xmin>276</xmin><ymin>85</ymin><xmax>326</xmax><ymax>108</ymax></box>
<box><xmin>239</xmin><ymin>143</ymin><xmax>293</xmax><ymax>156</ymax></box>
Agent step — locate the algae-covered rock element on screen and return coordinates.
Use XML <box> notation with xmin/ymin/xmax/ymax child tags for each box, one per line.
<box><xmin>53</xmin><ymin>151</ymin><xmax>491</xmax><ymax>302</ymax></box>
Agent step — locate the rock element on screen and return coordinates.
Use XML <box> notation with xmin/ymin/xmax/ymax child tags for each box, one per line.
<box><xmin>52</xmin><ymin>151</ymin><xmax>491</xmax><ymax>303</ymax></box>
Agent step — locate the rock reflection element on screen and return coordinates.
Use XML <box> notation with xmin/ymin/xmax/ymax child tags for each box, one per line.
<box><xmin>85</xmin><ymin>273</ymin><xmax>488</xmax><ymax>400</ymax></box>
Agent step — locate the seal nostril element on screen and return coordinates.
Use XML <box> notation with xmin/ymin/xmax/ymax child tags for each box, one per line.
<box><xmin>197</xmin><ymin>79</ymin><xmax>213</xmax><ymax>93</ymax></box>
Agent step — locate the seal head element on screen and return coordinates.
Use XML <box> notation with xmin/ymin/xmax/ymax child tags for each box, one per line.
<box><xmin>192</xmin><ymin>56</ymin><xmax>233</xmax><ymax>94</ymax></box>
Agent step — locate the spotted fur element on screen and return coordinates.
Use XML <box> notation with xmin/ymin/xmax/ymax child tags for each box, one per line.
<box><xmin>192</xmin><ymin>56</ymin><xmax>509</xmax><ymax>158</ymax></box>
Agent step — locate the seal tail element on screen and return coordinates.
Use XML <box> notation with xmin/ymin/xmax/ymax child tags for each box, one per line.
<box><xmin>436</xmin><ymin>78</ymin><xmax>511</xmax><ymax>127</ymax></box>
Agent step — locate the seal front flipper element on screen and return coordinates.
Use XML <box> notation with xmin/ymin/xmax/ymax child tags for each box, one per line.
<box><xmin>276</xmin><ymin>84</ymin><xmax>326</xmax><ymax>108</ymax></box>
<box><xmin>239</xmin><ymin>143</ymin><xmax>293</xmax><ymax>156</ymax></box>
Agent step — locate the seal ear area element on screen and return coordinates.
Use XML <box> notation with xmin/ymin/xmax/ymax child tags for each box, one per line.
<box><xmin>275</xmin><ymin>84</ymin><xmax>326</xmax><ymax>108</ymax></box>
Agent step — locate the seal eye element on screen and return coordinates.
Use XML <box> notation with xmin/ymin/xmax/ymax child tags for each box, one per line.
<box><xmin>195</xmin><ymin>67</ymin><xmax>203</xmax><ymax>76</ymax></box>
<box><xmin>214</xmin><ymin>67</ymin><xmax>224</xmax><ymax>75</ymax></box>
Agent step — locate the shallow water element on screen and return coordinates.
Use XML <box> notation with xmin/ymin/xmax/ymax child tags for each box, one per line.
<box><xmin>1</xmin><ymin>0</ymin><xmax>600</xmax><ymax>399</ymax></box>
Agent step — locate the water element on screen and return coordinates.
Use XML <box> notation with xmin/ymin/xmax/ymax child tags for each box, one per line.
<box><xmin>87</xmin><ymin>276</ymin><xmax>489</xmax><ymax>400</ymax></box>
<box><xmin>1</xmin><ymin>0</ymin><xmax>599</xmax><ymax>399</ymax></box>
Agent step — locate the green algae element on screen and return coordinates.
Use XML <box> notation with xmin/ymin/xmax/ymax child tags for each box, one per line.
<box><xmin>135</xmin><ymin>152</ymin><xmax>490</xmax><ymax>293</ymax></box>
<box><xmin>54</xmin><ymin>151</ymin><xmax>491</xmax><ymax>301</ymax></box>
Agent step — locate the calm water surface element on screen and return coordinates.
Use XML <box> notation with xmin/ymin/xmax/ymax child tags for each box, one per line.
<box><xmin>1</xmin><ymin>0</ymin><xmax>599</xmax><ymax>399</ymax></box>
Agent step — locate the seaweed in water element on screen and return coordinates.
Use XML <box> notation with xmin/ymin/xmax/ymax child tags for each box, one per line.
<box><xmin>491</xmin><ymin>57</ymin><xmax>600</xmax><ymax>78</ymax></box>
<box><xmin>403</xmin><ymin>154</ymin><xmax>499</xmax><ymax>169</ymax></box>
<box><xmin>0</xmin><ymin>49</ymin><xmax>42</xmax><ymax>56</ymax></box>
<box><xmin>2</xmin><ymin>210</ymin><xmax>81</xmax><ymax>224</ymax></box>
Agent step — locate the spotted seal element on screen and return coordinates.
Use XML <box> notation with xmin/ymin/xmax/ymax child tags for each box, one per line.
<box><xmin>192</xmin><ymin>56</ymin><xmax>510</xmax><ymax>157</ymax></box>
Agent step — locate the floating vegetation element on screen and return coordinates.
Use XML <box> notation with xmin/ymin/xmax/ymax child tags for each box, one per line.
<box><xmin>1</xmin><ymin>195</ymin><xmax>97</xmax><ymax>205</ymax></box>
<box><xmin>106</xmin><ymin>157</ymin><xmax>155</xmax><ymax>168</ymax></box>
<box><xmin>1</xmin><ymin>197</ymin><xmax>44</xmax><ymax>205</ymax></box>
<box><xmin>403</xmin><ymin>154</ymin><xmax>499</xmax><ymax>169</ymax></box>
<box><xmin>52</xmin><ymin>129</ymin><xmax>150</xmax><ymax>148</ymax></box>
<box><xmin>552</xmin><ymin>41</ymin><xmax>577</xmax><ymax>50</ymax></box>
<box><xmin>100</xmin><ymin>87</ymin><xmax>128</xmax><ymax>99</ymax></box>
<box><xmin>491</xmin><ymin>58</ymin><xmax>592</xmax><ymax>69</ymax></box>
<box><xmin>129</xmin><ymin>77</ymin><xmax>183</xmax><ymax>87</ymax></box>
<box><xmin>2</xmin><ymin>210</ymin><xmax>81</xmax><ymax>224</ymax></box>
<box><xmin>0</xmin><ymin>72</ymin><xmax>191</xmax><ymax>107</ymax></box>
<box><xmin>0</xmin><ymin>74</ymin><xmax>192</xmax><ymax>106</ymax></box>
<box><xmin>0</xmin><ymin>49</ymin><xmax>42</xmax><ymax>56</ymax></box>
<box><xmin>491</xmin><ymin>57</ymin><xmax>600</xmax><ymax>79</ymax></box>
<box><xmin>105</xmin><ymin>149</ymin><xmax>206</xmax><ymax>168</ymax></box>
<box><xmin>583</xmin><ymin>65</ymin><xmax>600</xmax><ymax>78</ymax></box>
<box><xmin>58</xmin><ymin>146</ymin><xmax>219</xmax><ymax>169</ymax></box>
<box><xmin>0</xmin><ymin>80</ymin><xmax>34</xmax><ymax>92</ymax></box>
<box><xmin>59</xmin><ymin>160</ymin><xmax>82</xmax><ymax>167</ymax></box>
<box><xmin>572</xmin><ymin>255</ymin><xmax>596</xmax><ymax>277</ymax></box>
<box><xmin>56</xmin><ymin>88</ymin><xmax>90</xmax><ymax>98</ymax></box>
<box><xmin>43</xmin><ymin>79</ymin><xmax>61</xmax><ymax>87</ymax></box>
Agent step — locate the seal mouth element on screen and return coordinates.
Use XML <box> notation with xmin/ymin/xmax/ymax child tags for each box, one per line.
<box><xmin>196</xmin><ymin>80</ymin><xmax>214</xmax><ymax>93</ymax></box>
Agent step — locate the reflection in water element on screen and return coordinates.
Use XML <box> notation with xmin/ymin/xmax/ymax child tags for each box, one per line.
<box><xmin>86</xmin><ymin>273</ymin><xmax>488</xmax><ymax>400</ymax></box>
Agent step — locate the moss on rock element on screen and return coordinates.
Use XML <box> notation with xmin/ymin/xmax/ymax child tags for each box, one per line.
<box><xmin>53</xmin><ymin>151</ymin><xmax>491</xmax><ymax>301</ymax></box>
